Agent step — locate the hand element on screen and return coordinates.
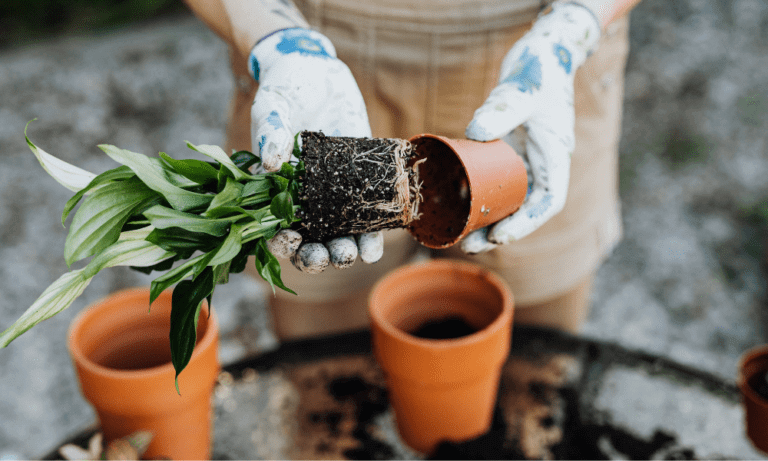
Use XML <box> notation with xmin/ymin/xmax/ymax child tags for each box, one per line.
<box><xmin>249</xmin><ymin>28</ymin><xmax>383</xmax><ymax>272</ymax></box>
<box><xmin>462</xmin><ymin>2</ymin><xmax>601</xmax><ymax>254</ymax></box>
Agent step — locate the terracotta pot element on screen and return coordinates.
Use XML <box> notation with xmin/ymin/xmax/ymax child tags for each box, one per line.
<box><xmin>407</xmin><ymin>134</ymin><xmax>528</xmax><ymax>249</ymax></box>
<box><xmin>368</xmin><ymin>259</ymin><xmax>514</xmax><ymax>454</ymax></box>
<box><xmin>68</xmin><ymin>287</ymin><xmax>220</xmax><ymax>460</ymax></box>
<box><xmin>738</xmin><ymin>345</ymin><xmax>768</xmax><ymax>454</ymax></box>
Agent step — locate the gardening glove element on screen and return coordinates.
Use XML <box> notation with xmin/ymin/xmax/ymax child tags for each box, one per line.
<box><xmin>249</xmin><ymin>28</ymin><xmax>383</xmax><ymax>273</ymax></box>
<box><xmin>462</xmin><ymin>1</ymin><xmax>601</xmax><ymax>254</ymax></box>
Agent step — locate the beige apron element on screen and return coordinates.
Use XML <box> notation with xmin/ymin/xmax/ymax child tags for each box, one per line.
<box><xmin>230</xmin><ymin>0</ymin><xmax>630</xmax><ymax>338</ymax></box>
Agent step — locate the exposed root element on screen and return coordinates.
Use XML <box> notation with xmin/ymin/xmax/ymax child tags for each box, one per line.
<box><xmin>299</xmin><ymin>131</ymin><xmax>423</xmax><ymax>241</ymax></box>
<box><xmin>409</xmin><ymin>157</ymin><xmax>426</xmax><ymax>222</ymax></box>
<box><xmin>370</xmin><ymin>138</ymin><xmax>421</xmax><ymax>225</ymax></box>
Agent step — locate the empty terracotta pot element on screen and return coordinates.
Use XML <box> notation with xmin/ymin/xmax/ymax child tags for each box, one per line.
<box><xmin>738</xmin><ymin>345</ymin><xmax>768</xmax><ymax>454</ymax></box>
<box><xmin>407</xmin><ymin>134</ymin><xmax>528</xmax><ymax>249</ymax></box>
<box><xmin>369</xmin><ymin>259</ymin><xmax>514</xmax><ymax>454</ymax></box>
<box><xmin>68</xmin><ymin>287</ymin><xmax>220</xmax><ymax>460</ymax></box>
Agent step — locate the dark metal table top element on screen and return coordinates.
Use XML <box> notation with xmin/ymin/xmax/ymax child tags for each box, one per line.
<box><xmin>46</xmin><ymin>325</ymin><xmax>763</xmax><ymax>460</ymax></box>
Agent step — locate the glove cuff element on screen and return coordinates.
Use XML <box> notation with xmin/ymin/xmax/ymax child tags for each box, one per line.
<box><xmin>248</xmin><ymin>28</ymin><xmax>337</xmax><ymax>82</ymax></box>
<box><xmin>534</xmin><ymin>1</ymin><xmax>601</xmax><ymax>70</ymax></box>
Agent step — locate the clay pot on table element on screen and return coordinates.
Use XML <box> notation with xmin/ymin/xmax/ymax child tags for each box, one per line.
<box><xmin>738</xmin><ymin>345</ymin><xmax>768</xmax><ymax>454</ymax></box>
<box><xmin>368</xmin><ymin>259</ymin><xmax>514</xmax><ymax>454</ymax></box>
<box><xmin>407</xmin><ymin>133</ymin><xmax>528</xmax><ymax>249</ymax></box>
<box><xmin>68</xmin><ymin>287</ymin><xmax>220</xmax><ymax>460</ymax></box>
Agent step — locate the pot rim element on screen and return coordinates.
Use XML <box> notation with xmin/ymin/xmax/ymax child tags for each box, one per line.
<box><xmin>738</xmin><ymin>344</ymin><xmax>768</xmax><ymax>409</ymax></box>
<box><xmin>369</xmin><ymin>259</ymin><xmax>514</xmax><ymax>350</ymax></box>
<box><xmin>67</xmin><ymin>286</ymin><xmax>218</xmax><ymax>380</ymax></box>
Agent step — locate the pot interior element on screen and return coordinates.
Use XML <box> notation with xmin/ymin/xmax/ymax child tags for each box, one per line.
<box><xmin>408</xmin><ymin>137</ymin><xmax>471</xmax><ymax>248</ymax></box>
<box><xmin>75</xmin><ymin>296</ymin><xmax>210</xmax><ymax>372</ymax></box>
<box><xmin>742</xmin><ymin>350</ymin><xmax>768</xmax><ymax>403</ymax></box>
<box><xmin>378</xmin><ymin>268</ymin><xmax>506</xmax><ymax>342</ymax></box>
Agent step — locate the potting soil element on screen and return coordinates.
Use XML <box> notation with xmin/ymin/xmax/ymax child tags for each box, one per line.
<box><xmin>298</xmin><ymin>131</ymin><xmax>421</xmax><ymax>242</ymax></box>
<box><xmin>410</xmin><ymin>316</ymin><xmax>478</xmax><ymax>340</ymax></box>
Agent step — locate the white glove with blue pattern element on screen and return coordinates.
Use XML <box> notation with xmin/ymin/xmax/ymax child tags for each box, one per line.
<box><xmin>249</xmin><ymin>28</ymin><xmax>383</xmax><ymax>273</ymax></box>
<box><xmin>462</xmin><ymin>2</ymin><xmax>601</xmax><ymax>254</ymax></box>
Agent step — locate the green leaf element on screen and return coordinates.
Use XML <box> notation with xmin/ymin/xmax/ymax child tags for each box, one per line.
<box><xmin>130</xmin><ymin>256</ymin><xmax>176</xmax><ymax>275</ymax></box>
<box><xmin>202</xmin><ymin>205</ymin><xmax>252</xmax><ymax>220</ymax></box>
<box><xmin>170</xmin><ymin>267</ymin><xmax>215</xmax><ymax>393</ymax></box>
<box><xmin>61</xmin><ymin>166</ymin><xmax>135</xmax><ymax>226</ymax></box>
<box><xmin>288</xmin><ymin>180</ymin><xmax>302</xmax><ymax>210</ymax></box>
<box><xmin>269</xmin><ymin>174</ymin><xmax>289</xmax><ymax>192</ymax></box>
<box><xmin>216</xmin><ymin>163</ymin><xmax>234</xmax><ymax>193</ymax></box>
<box><xmin>241</xmin><ymin>178</ymin><xmax>272</xmax><ymax>198</ymax></box>
<box><xmin>148</xmin><ymin>251</ymin><xmax>214</xmax><ymax>306</ymax></box>
<box><xmin>205</xmin><ymin>177</ymin><xmax>243</xmax><ymax>214</ymax></box>
<box><xmin>1</xmin><ymin>235</ymin><xmax>172</xmax><ymax>348</ymax></box>
<box><xmin>213</xmin><ymin>261</ymin><xmax>231</xmax><ymax>285</ymax></box>
<box><xmin>0</xmin><ymin>270</ymin><xmax>91</xmax><ymax>348</ymax></box>
<box><xmin>295</xmin><ymin>159</ymin><xmax>305</xmax><ymax>177</ymax></box>
<box><xmin>239</xmin><ymin>205</ymin><xmax>273</xmax><ymax>223</ymax></box>
<box><xmin>186</xmin><ymin>142</ymin><xmax>253</xmax><ymax>182</ymax></box>
<box><xmin>65</xmin><ymin>177</ymin><xmax>160</xmax><ymax>266</ymax></box>
<box><xmin>143</xmin><ymin>204</ymin><xmax>236</xmax><ymax>237</ymax></box>
<box><xmin>99</xmin><ymin>144</ymin><xmax>212</xmax><ymax>211</ymax></box>
<box><xmin>239</xmin><ymin>192</ymin><xmax>273</xmax><ymax>209</ymax></box>
<box><xmin>208</xmin><ymin>224</ymin><xmax>243</xmax><ymax>266</ymax></box>
<box><xmin>229</xmin><ymin>241</ymin><xmax>257</xmax><ymax>275</ymax></box>
<box><xmin>270</xmin><ymin>191</ymin><xmax>294</xmax><ymax>222</ymax></box>
<box><xmin>159</xmin><ymin>152</ymin><xmax>219</xmax><ymax>186</ymax></box>
<box><xmin>85</xmin><ymin>236</ymin><xmax>174</xmax><ymax>278</ymax></box>
<box><xmin>25</xmin><ymin>121</ymin><xmax>96</xmax><ymax>193</ymax></box>
<box><xmin>151</xmin><ymin>157</ymin><xmax>201</xmax><ymax>189</ymax></box>
<box><xmin>277</xmin><ymin>162</ymin><xmax>295</xmax><ymax>180</ymax></box>
<box><xmin>252</xmin><ymin>238</ymin><xmax>295</xmax><ymax>295</ymax></box>
<box><xmin>146</xmin><ymin>227</ymin><xmax>220</xmax><ymax>257</ymax></box>
<box><xmin>116</xmin><ymin>224</ymin><xmax>160</xmax><ymax>242</ymax></box>
<box><xmin>230</xmin><ymin>150</ymin><xmax>261</xmax><ymax>172</ymax></box>
<box><xmin>292</xmin><ymin>132</ymin><xmax>302</xmax><ymax>158</ymax></box>
<box><xmin>241</xmin><ymin>218</ymin><xmax>281</xmax><ymax>243</ymax></box>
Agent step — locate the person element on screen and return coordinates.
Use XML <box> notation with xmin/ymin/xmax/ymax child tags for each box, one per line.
<box><xmin>183</xmin><ymin>0</ymin><xmax>642</xmax><ymax>339</ymax></box>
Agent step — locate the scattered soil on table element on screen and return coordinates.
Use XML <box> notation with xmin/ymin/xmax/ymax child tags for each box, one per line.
<box><xmin>555</xmin><ymin>386</ymin><xmax>694</xmax><ymax>460</ymax></box>
<box><xmin>298</xmin><ymin>131</ymin><xmax>422</xmax><ymax>242</ymax></box>
<box><xmin>410</xmin><ymin>316</ymin><xmax>478</xmax><ymax>340</ymax></box>
<box><xmin>285</xmin><ymin>355</ymin><xmax>396</xmax><ymax>460</ymax></box>
<box><xmin>497</xmin><ymin>354</ymin><xmax>580</xmax><ymax>459</ymax></box>
<box><xmin>328</xmin><ymin>376</ymin><xmax>391</xmax><ymax>460</ymax></box>
<box><xmin>428</xmin><ymin>406</ymin><xmax>526</xmax><ymax>460</ymax></box>
<box><xmin>430</xmin><ymin>352</ymin><xmax>697</xmax><ymax>460</ymax></box>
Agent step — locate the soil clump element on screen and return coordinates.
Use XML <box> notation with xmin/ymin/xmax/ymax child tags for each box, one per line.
<box><xmin>298</xmin><ymin>131</ymin><xmax>422</xmax><ymax>242</ymax></box>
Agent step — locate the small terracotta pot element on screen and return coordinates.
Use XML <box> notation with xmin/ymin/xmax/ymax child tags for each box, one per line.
<box><xmin>407</xmin><ymin>134</ymin><xmax>528</xmax><ymax>249</ymax></box>
<box><xmin>68</xmin><ymin>287</ymin><xmax>220</xmax><ymax>460</ymax></box>
<box><xmin>369</xmin><ymin>259</ymin><xmax>514</xmax><ymax>454</ymax></box>
<box><xmin>738</xmin><ymin>345</ymin><xmax>768</xmax><ymax>454</ymax></box>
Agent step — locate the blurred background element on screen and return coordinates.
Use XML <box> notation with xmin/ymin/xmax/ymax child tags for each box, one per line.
<box><xmin>0</xmin><ymin>0</ymin><xmax>185</xmax><ymax>47</ymax></box>
<box><xmin>0</xmin><ymin>0</ymin><xmax>767</xmax><ymax>459</ymax></box>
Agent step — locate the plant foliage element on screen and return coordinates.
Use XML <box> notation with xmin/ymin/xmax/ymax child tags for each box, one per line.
<box><xmin>0</xmin><ymin>122</ymin><xmax>303</xmax><ymax>391</ymax></box>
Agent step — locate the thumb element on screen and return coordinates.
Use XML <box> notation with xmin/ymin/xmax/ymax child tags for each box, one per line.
<box><xmin>252</xmin><ymin>88</ymin><xmax>295</xmax><ymax>172</ymax></box>
<box><xmin>487</xmin><ymin>119</ymin><xmax>572</xmax><ymax>243</ymax></box>
<box><xmin>460</xmin><ymin>227</ymin><xmax>499</xmax><ymax>254</ymax></box>
<box><xmin>465</xmin><ymin>84</ymin><xmax>534</xmax><ymax>142</ymax></box>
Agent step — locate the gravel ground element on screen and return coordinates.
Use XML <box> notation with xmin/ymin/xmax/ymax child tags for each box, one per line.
<box><xmin>585</xmin><ymin>0</ymin><xmax>768</xmax><ymax>381</ymax></box>
<box><xmin>0</xmin><ymin>1</ymin><xmax>766</xmax><ymax>459</ymax></box>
